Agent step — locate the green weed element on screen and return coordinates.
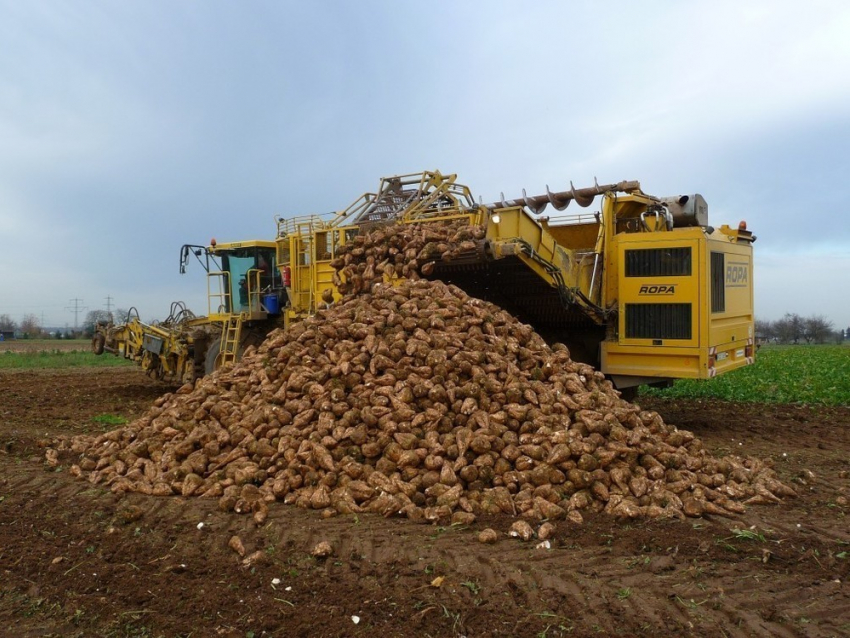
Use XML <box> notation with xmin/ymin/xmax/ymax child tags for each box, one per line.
<box><xmin>730</xmin><ymin>528</ymin><xmax>767</xmax><ymax>542</ymax></box>
<box><xmin>0</xmin><ymin>349</ymin><xmax>133</xmax><ymax>370</ymax></box>
<box><xmin>92</xmin><ymin>414</ymin><xmax>129</xmax><ymax>427</ymax></box>
<box><xmin>641</xmin><ymin>344</ymin><xmax>850</xmax><ymax>406</ymax></box>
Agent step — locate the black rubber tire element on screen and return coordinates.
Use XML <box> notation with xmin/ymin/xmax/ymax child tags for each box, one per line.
<box><xmin>204</xmin><ymin>329</ymin><xmax>258</xmax><ymax>377</ymax></box>
<box><xmin>91</xmin><ymin>333</ymin><xmax>105</xmax><ymax>355</ymax></box>
<box><xmin>204</xmin><ymin>337</ymin><xmax>222</xmax><ymax>376</ymax></box>
<box><xmin>618</xmin><ymin>386</ymin><xmax>639</xmax><ymax>402</ymax></box>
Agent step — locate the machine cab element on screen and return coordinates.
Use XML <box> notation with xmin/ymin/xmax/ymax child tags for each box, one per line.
<box><xmin>204</xmin><ymin>240</ymin><xmax>285</xmax><ymax>318</ymax></box>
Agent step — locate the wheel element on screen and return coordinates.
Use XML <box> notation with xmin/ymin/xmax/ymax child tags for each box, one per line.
<box><xmin>204</xmin><ymin>330</ymin><xmax>260</xmax><ymax>376</ymax></box>
<box><xmin>618</xmin><ymin>386</ymin><xmax>639</xmax><ymax>402</ymax></box>
<box><xmin>142</xmin><ymin>352</ymin><xmax>165</xmax><ymax>380</ymax></box>
<box><xmin>91</xmin><ymin>333</ymin><xmax>105</xmax><ymax>355</ymax></box>
<box><xmin>204</xmin><ymin>337</ymin><xmax>223</xmax><ymax>376</ymax></box>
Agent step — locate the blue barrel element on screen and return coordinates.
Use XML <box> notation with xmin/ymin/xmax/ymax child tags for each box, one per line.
<box><xmin>263</xmin><ymin>294</ymin><xmax>281</xmax><ymax>315</ymax></box>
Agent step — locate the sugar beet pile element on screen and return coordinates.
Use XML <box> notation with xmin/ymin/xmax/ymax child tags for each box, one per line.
<box><xmin>53</xmin><ymin>221</ymin><xmax>795</xmax><ymax>525</ymax></box>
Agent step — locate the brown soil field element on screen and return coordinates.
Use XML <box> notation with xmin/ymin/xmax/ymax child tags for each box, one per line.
<box><xmin>1</xmin><ymin>367</ymin><xmax>848</xmax><ymax>637</ymax></box>
<box><xmin>1</xmin><ymin>340</ymin><xmax>90</xmax><ymax>354</ymax></box>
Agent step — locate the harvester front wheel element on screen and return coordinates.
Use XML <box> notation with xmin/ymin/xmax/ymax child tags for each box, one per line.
<box><xmin>204</xmin><ymin>337</ymin><xmax>223</xmax><ymax>376</ymax></box>
<box><xmin>91</xmin><ymin>333</ymin><xmax>105</xmax><ymax>355</ymax></box>
<box><xmin>618</xmin><ymin>386</ymin><xmax>639</xmax><ymax>402</ymax></box>
<box><xmin>203</xmin><ymin>330</ymin><xmax>257</xmax><ymax>377</ymax></box>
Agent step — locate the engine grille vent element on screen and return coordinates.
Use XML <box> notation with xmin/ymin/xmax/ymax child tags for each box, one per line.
<box><xmin>625</xmin><ymin>303</ymin><xmax>692</xmax><ymax>340</ymax></box>
<box><xmin>711</xmin><ymin>251</ymin><xmax>725</xmax><ymax>313</ymax></box>
<box><xmin>625</xmin><ymin>247</ymin><xmax>692</xmax><ymax>277</ymax></box>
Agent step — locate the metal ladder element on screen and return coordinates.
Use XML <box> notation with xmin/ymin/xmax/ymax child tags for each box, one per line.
<box><xmin>220</xmin><ymin>315</ymin><xmax>243</xmax><ymax>366</ymax></box>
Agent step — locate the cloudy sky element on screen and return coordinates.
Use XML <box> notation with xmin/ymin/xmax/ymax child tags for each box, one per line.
<box><xmin>1</xmin><ymin>1</ymin><xmax>849</xmax><ymax>332</ymax></box>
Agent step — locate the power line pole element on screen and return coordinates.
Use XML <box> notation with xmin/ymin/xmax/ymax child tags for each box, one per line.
<box><xmin>66</xmin><ymin>298</ymin><xmax>87</xmax><ymax>331</ymax></box>
<box><xmin>104</xmin><ymin>295</ymin><xmax>114</xmax><ymax>315</ymax></box>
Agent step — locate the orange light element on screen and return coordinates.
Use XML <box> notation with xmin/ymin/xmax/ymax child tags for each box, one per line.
<box><xmin>738</xmin><ymin>221</ymin><xmax>747</xmax><ymax>231</ymax></box>
<box><xmin>210</xmin><ymin>238</ymin><xmax>217</xmax><ymax>247</ymax></box>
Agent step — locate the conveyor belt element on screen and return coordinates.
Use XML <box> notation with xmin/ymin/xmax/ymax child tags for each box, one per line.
<box><xmin>430</xmin><ymin>256</ymin><xmax>597</xmax><ymax>331</ymax></box>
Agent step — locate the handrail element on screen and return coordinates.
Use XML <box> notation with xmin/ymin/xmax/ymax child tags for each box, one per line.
<box><xmin>208</xmin><ymin>271</ymin><xmax>231</xmax><ymax>315</ymax></box>
<box><xmin>276</xmin><ymin>214</ymin><xmax>330</xmax><ymax>237</ymax></box>
<box><xmin>245</xmin><ymin>268</ymin><xmax>263</xmax><ymax>314</ymax></box>
<box><xmin>323</xmin><ymin>170</ymin><xmax>477</xmax><ymax>228</ymax></box>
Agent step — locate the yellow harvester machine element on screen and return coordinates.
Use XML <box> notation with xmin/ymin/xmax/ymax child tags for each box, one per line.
<box><xmin>95</xmin><ymin>170</ymin><xmax>756</xmax><ymax>391</ymax></box>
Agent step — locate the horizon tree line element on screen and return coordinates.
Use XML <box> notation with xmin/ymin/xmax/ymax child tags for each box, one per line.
<box><xmin>0</xmin><ymin>309</ymin><xmax>130</xmax><ymax>339</ymax></box>
<box><xmin>755</xmin><ymin>313</ymin><xmax>844</xmax><ymax>344</ymax></box>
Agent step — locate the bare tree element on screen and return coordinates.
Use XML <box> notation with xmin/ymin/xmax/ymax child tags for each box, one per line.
<box><xmin>774</xmin><ymin>314</ymin><xmax>797</xmax><ymax>343</ymax></box>
<box><xmin>83</xmin><ymin>310</ymin><xmax>113</xmax><ymax>337</ymax></box>
<box><xmin>0</xmin><ymin>313</ymin><xmax>17</xmax><ymax>333</ymax></box>
<box><xmin>803</xmin><ymin>315</ymin><xmax>834</xmax><ymax>344</ymax></box>
<box><xmin>19</xmin><ymin>314</ymin><xmax>41</xmax><ymax>338</ymax></box>
<box><xmin>754</xmin><ymin>318</ymin><xmax>775</xmax><ymax>342</ymax></box>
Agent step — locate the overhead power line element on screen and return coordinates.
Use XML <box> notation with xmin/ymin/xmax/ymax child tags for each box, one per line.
<box><xmin>66</xmin><ymin>298</ymin><xmax>87</xmax><ymax>330</ymax></box>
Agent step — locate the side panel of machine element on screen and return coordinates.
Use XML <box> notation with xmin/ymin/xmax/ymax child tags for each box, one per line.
<box><xmin>703</xmin><ymin>236</ymin><xmax>755</xmax><ymax>376</ymax></box>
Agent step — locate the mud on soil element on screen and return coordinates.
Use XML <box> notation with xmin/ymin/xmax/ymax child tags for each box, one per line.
<box><xmin>1</xmin><ymin>368</ymin><xmax>848</xmax><ymax>637</ymax></box>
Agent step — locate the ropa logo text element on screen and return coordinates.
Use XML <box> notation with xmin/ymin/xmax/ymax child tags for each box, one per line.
<box><xmin>726</xmin><ymin>264</ymin><xmax>748</xmax><ymax>286</ymax></box>
<box><xmin>639</xmin><ymin>285</ymin><xmax>675</xmax><ymax>294</ymax></box>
